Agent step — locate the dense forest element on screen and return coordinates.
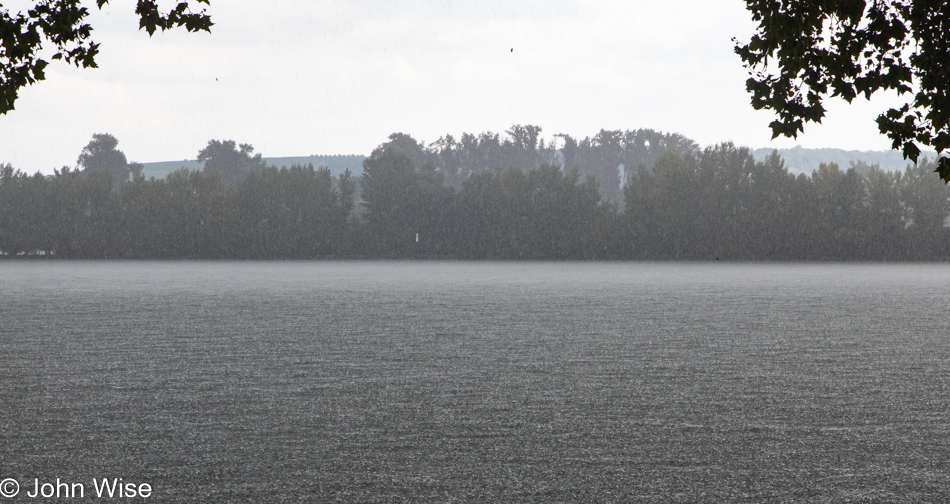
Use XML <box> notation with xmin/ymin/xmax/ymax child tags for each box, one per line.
<box><xmin>2</xmin><ymin>127</ymin><xmax>949</xmax><ymax>260</ymax></box>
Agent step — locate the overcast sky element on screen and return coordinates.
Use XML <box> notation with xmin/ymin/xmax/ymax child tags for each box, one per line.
<box><xmin>1</xmin><ymin>0</ymin><xmax>909</xmax><ymax>173</ymax></box>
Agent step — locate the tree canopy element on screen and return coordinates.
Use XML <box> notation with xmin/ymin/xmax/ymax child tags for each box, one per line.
<box><xmin>197</xmin><ymin>139</ymin><xmax>266</xmax><ymax>187</ymax></box>
<box><xmin>735</xmin><ymin>0</ymin><xmax>950</xmax><ymax>181</ymax></box>
<box><xmin>77</xmin><ymin>132</ymin><xmax>135</xmax><ymax>186</ymax></box>
<box><xmin>0</xmin><ymin>0</ymin><xmax>212</xmax><ymax>114</ymax></box>
<box><xmin>3</xmin><ymin>129</ymin><xmax>949</xmax><ymax>261</ymax></box>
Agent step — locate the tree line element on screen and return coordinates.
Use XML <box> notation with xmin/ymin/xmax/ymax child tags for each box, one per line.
<box><xmin>1</xmin><ymin>127</ymin><xmax>948</xmax><ymax>260</ymax></box>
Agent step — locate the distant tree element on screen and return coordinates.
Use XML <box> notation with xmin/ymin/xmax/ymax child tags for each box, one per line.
<box><xmin>558</xmin><ymin>128</ymin><xmax>699</xmax><ymax>207</ymax></box>
<box><xmin>429</xmin><ymin>126</ymin><xmax>555</xmax><ymax>187</ymax></box>
<box><xmin>360</xmin><ymin>134</ymin><xmax>454</xmax><ymax>257</ymax></box>
<box><xmin>809</xmin><ymin>162</ymin><xmax>872</xmax><ymax>258</ymax></box>
<box><xmin>455</xmin><ymin>167</ymin><xmax>527</xmax><ymax>259</ymax></box>
<box><xmin>624</xmin><ymin>144</ymin><xmax>800</xmax><ymax>259</ymax></box>
<box><xmin>197</xmin><ymin>139</ymin><xmax>266</xmax><ymax>187</ymax></box>
<box><xmin>620</xmin><ymin>129</ymin><xmax>700</xmax><ymax>180</ymax></box>
<box><xmin>77</xmin><ymin>133</ymin><xmax>132</xmax><ymax>186</ymax></box>
<box><xmin>115</xmin><ymin>167</ymin><xmax>173</xmax><ymax>257</ymax></box>
<box><xmin>334</xmin><ymin>169</ymin><xmax>356</xmax><ymax>251</ymax></box>
<box><xmin>628</xmin><ymin>151</ymin><xmax>708</xmax><ymax>258</ymax></box>
<box><xmin>468</xmin><ymin>131</ymin><xmax>505</xmax><ymax>176</ymax></box>
<box><xmin>503</xmin><ymin>124</ymin><xmax>544</xmax><ymax>172</ymax></box>
<box><xmin>523</xmin><ymin>164</ymin><xmax>608</xmax><ymax>259</ymax></box>
<box><xmin>429</xmin><ymin>134</ymin><xmax>463</xmax><ymax>187</ymax></box>
<box><xmin>457</xmin><ymin>164</ymin><xmax>608</xmax><ymax>259</ymax></box>
<box><xmin>45</xmin><ymin>166</ymin><xmax>87</xmax><ymax>257</ymax></box>
<box><xmin>0</xmin><ymin>1</ymin><xmax>212</xmax><ymax>114</ymax></box>
<box><xmin>586</xmin><ymin>129</ymin><xmax>625</xmax><ymax>206</ymax></box>
<box><xmin>900</xmin><ymin>157</ymin><xmax>950</xmax><ymax>257</ymax></box>
<box><xmin>735</xmin><ymin>1</ymin><xmax>950</xmax><ymax>180</ymax></box>
<box><xmin>0</xmin><ymin>164</ymin><xmax>50</xmax><ymax>254</ymax></box>
<box><xmin>862</xmin><ymin>163</ymin><xmax>903</xmax><ymax>259</ymax></box>
<box><xmin>456</xmin><ymin>132</ymin><xmax>483</xmax><ymax>180</ymax></box>
<box><xmin>228</xmin><ymin>164</ymin><xmax>337</xmax><ymax>258</ymax></box>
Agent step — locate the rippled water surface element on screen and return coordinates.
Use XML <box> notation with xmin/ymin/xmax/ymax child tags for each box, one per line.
<box><xmin>2</xmin><ymin>261</ymin><xmax>950</xmax><ymax>502</ymax></box>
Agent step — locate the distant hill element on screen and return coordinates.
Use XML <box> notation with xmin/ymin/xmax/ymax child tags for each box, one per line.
<box><xmin>750</xmin><ymin>146</ymin><xmax>938</xmax><ymax>175</ymax></box>
<box><xmin>140</xmin><ymin>155</ymin><xmax>366</xmax><ymax>180</ymax></box>
<box><xmin>140</xmin><ymin>148</ymin><xmax>936</xmax><ymax>181</ymax></box>
<box><xmin>139</xmin><ymin>160</ymin><xmax>203</xmax><ymax>179</ymax></box>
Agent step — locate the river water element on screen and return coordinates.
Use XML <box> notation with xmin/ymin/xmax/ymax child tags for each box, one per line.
<box><xmin>2</xmin><ymin>262</ymin><xmax>949</xmax><ymax>502</ymax></box>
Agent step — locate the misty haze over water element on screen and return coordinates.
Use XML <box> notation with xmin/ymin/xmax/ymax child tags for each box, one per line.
<box><xmin>3</xmin><ymin>261</ymin><xmax>950</xmax><ymax>501</ymax></box>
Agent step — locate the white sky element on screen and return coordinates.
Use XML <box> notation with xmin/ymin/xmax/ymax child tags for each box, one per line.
<box><xmin>1</xmin><ymin>0</ymin><xmax>909</xmax><ymax>173</ymax></box>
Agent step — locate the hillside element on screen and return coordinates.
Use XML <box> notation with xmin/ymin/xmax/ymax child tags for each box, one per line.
<box><xmin>139</xmin><ymin>148</ymin><xmax>939</xmax><ymax>181</ymax></box>
<box><xmin>750</xmin><ymin>146</ymin><xmax>938</xmax><ymax>175</ymax></box>
<box><xmin>140</xmin><ymin>155</ymin><xmax>366</xmax><ymax>180</ymax></box>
